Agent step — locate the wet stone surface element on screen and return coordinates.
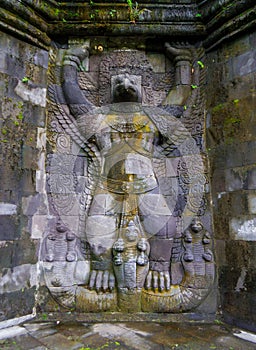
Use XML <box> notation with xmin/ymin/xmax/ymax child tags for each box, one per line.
<box><xmin>0</xmin><ymin>319</ymin><xmax>256</xmax><ymax>350</ymax></box>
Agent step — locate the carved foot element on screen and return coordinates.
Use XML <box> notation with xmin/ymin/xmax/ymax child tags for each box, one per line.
<box><xmin>88</xmin><ymin>270</ymin><xmax>115</xmax><ymax>292</ymax></box>
<box><xmin>145</xmin><ymin>270</ymin><xmax>171</xmax><ymax>292</ymax></box>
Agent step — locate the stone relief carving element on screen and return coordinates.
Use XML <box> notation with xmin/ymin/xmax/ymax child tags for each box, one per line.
<box><xmin>42</xmin><ymin>41</ymin><xmax>214</xmax><ymax>312</ymax></box>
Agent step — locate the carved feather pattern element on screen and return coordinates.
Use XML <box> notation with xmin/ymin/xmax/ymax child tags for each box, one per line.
<box><xmin>48</xmin><ymin>51</ymin><xmax>101</xmax><ymax>232</ymax></box>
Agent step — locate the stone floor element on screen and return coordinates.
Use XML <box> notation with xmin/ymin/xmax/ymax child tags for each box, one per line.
<box><xmin>0</xmin><ymin>316</ymin><xmax>256</xmax><ymax>350</ymax></box>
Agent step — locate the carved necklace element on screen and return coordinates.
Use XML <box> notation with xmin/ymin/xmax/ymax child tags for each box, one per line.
<box><xmin>106</xmin><ymin>103</ymin><xmax>155</xmax><ymax>133</ymax></box>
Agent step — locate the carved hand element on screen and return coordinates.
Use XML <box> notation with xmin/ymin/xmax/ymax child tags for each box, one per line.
<box><xmin>65</xmin><ymin>45</ymin><xmax>90</xmax><ymax>62</ymax></box>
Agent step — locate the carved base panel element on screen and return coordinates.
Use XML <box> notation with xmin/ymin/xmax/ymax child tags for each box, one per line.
<box><xmin>42</xmin><ymin>259</ymin><xmax>214</xmax><ymax>313</ymax></box>
<box><xmin>76</xmin><ymin>288</ymin><xmax>118</xmax><ymax>312</ymax></box>
<box><xmin>141</xmin><ymin>281</ymin><xmax>213</xmax><ymax>313</ymax></box>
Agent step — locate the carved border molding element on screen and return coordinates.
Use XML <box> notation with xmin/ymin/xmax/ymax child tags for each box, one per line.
<box><xmin>0</xmin><ymin>0</ymin><xmax>52</xmax><ymax>49</ymax></box>
<box><xmin>0</xmin><ymin>1</ymin><xmax>255</xmax><ymax>50</ymax></box>
<box><xmin>197</xmin><ymin>0</ymin><xmax>256</xmax><ymax>50</ymax></box>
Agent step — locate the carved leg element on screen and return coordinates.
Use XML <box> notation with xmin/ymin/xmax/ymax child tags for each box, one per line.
<box><xmin>85</xmin><ymin>215</ymin><xmax>117</xmax><ymax>292</ymax></box>
<box><xmin>146</xmin><ymin>237</ymin><xmax>173</xmax><ymax>292</ymax></box>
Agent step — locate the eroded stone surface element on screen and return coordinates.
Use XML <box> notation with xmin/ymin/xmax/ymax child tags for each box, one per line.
<box><xmin>1</xmin><ymin>320</ymin><xmax>256</xmax><ymax>350</ymax></box>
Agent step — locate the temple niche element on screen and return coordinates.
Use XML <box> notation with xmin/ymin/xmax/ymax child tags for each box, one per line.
<box><xmin>41</xmin><ymin>39</ymin><xmax>214</xmax><ymax>313</ymax></box>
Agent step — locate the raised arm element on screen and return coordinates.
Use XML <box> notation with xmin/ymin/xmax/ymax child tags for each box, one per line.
<box><xmin>62</xmin><ymin>46</ymin><xmax>94</xmax><ymax>118</ymax></box>
<box><xmin>162</xmin><ymin>43</ymin><xmax>192</xmax><ymax>106</ymax></box>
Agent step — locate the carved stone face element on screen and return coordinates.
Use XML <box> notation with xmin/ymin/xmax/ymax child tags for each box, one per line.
<box><xmin>111</xmin><ymin>74</ymin><xmax>142</xmax><ymax>103</ymax></box>
<box><xmin>125</xmin><ymin>221</ymin><xmax>139</xmax><ymax>242</ymax></box>
<box><xmin>190</xmin><ymin>218</ymin><xmax>203</xmax><ymax>233</ymax></box>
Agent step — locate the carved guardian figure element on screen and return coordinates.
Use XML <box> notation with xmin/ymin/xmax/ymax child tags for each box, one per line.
<box><xmin>42</xmin><ymin>43</ymin><xmax>214</xmax><ymax>312</ymax></box>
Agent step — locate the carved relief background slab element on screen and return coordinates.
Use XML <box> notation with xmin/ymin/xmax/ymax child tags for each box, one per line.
<box><xmin>41</xmin><ymin>38</ymin><xmax>215</xmax><ymax>313</ymax></box>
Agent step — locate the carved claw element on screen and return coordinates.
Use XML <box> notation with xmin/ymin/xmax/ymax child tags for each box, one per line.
<box><xmin>159</xmin><ymin>272</ymin><xmax>165</xmax><ymax>292</ymax></box>
<box><xmin>102</xmin><ymin>271</ymin><xmax>109</xmax><ymax>292</ymax></box>
<box><xmin>153</xmin><ymin>271</ymin><xmax>159</xmax><ymax>291</ymax></box>
<box><xmin>95</xmin><ymin>270</ymin><xmax>103</xmax><ymax>292</ymax></box>
<box><xmin>108</xmin><ymin>272</ymin><xmax>115</xmax><ymax>292</ymax></box>
<box><xmin>89</xmin><ymin>270</ymin><xmax>97</xmax><ymax>290</ymax></box>
<box><xmin>65</xmin><ymin>45</ymin><xmax>90</xmax><ymax>62</ymax></box>
<box><xmin>160</xmin><ymin>271</ymin><xmax>170</xmax><ymax>292</ymax></box>
<box><xmin>145</xmin><ymin>270</ymin><xmax>152</xmax><ymax>290</ymax></box>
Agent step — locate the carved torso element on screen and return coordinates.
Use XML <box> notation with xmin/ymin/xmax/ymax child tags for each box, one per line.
<box><xmin>78</xmin><ymin>103</ymin><xmax>159</xmax><ymax>194</ymax></box>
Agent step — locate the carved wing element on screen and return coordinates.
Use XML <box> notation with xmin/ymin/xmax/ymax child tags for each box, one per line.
<box><xmin>47</xmin><ymin>82</ymin><xmax>102</xmax><ymax>237</ymax></box>
<box><xmin>182</xmin><ymin>46</ymin><xmax>206</xmax><ymax>150</ymax></box>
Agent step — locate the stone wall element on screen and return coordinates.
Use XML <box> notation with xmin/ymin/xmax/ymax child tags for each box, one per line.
<box><xmin>0</xmin><ymin>0</ymin><xmax>256</xmax><ymax>330</ymax></box>
<box><xmin>206</xmin><ymin>30</ymin><xmax>256</xmax><ymax>331</ymax></box>
<box><xmin>0</xmin><ymin>32</ymin><xmax>48</xmax><ymax>320</ymax></box>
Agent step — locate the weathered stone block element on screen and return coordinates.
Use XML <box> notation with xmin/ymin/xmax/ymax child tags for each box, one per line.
<box><xmin>22</xmin><ymin>145</ymin><xmax>38</xmax><ymax>170</ymax></box>
<box><xmin>0</xmin><ymin>264</ymin><xmax>36</xmax><ymax>294</ymax></box>
<box><xmin>221</xmin><ymin>287</ymin><xmax>256</xmax><ymax>331</ymax></box>
<box><xmin>147</xmin><ymin>53</ymin><xmax>165</xmax><ymax>73</ymax></box>
<box><xmin>22</xmin><ymin>194</ymin><xmax>48</xmax><ymax>216</ymax></box>
<box><xmin>14</xmin><ymin>81</ymin><xmax>47</xmax><ymax>108</ymax></box>
<box><xmin>0</xmin><ymin>202</ymin><xmax>17</xmax><ymax>215</ymax></box>
<box><xmin>6</xmin><ymin>76</ymin><xmax>21</xmax><ymax>99</ymax></box>
<box><xmin>225</xmin><ymin>168</ymin><xmax>244</xmax><ymax>191</ymax></box>
<box><xmin>6</xmin><ymin>54</ymin><xmax>25</xmax><ymax>79</ymax></box>
<box><xmin>0</xmin><ymin>215</ymin><xmax>20</xmax><ymax>240</ymax></box>
<box><xmin>225</xmin><ymin>240</ymin><xmax>256</xmax><ymax>269</ymax></box>
<box><xmin>230</xmin><ymin>217</ymin><xmax>256</xmax><ymax>241</ymax></box>
<box><xmin>0</xmin><ymin>52</ymin><xmax>7</xmax><ymax>72</ymax></box>
<box><xmin>0</xmin><ymin>288</ymin><xmax>36</xmax><ymax>320</ymax></box>
<box><xmin>23</xmin><ymin>103</ymin><xmax>46</xmax><ymax>127</ymax></box>
<box><xmin>243</xmin><ymin>141</ymin><xmax>256</xmax><ymax>165</ymax></box>
<box><xmin>248</xmin><ymin>193</ymin><xmax>256</xmax><ymax>214</ymax></box>
<box><xmin>233</xmin><ymin>50</ymin><xmax>256</xmax><ymax>77</ymax></box>
<box><xmin>228</xmin><ymin>74</ymin><xmax>256</xmax><ymax>101</ymax></box>
<box><xmin>12</xmin><ymin>238</ymin><xmax>37</xmax><ymax>266</ymax></box>
<box><xmin>34</xmin><ymin>50</ymin><xmax>49</xmax><ymax>69</ymax></box>
<box><xmin>0</xmin><ymin>242</ymin><xmax>14</xmax><ymax>269</ymax></box>
<box><xmin>20</xmin><ymin>169</ymin><xmax>36</xmax><ymax>195</ymax></box>
<box><xmin>211</xmin><ymin>169</ymin><xmax>226</xmax><ymax>194</ymax></box>
<box><xmin>215</xmin><ymin>239</ymin><xmax>226</xmax><ymax>266</ymax></box>
<box><xmin>245</xmin><ymin>167</ymin><xmax>256</xmax><ymax>190</ymax></box>
<box><xmin>36</xmin><ymin>170</ymin><xmax>46</xmax><ymax>194</ymax></box>
<box><xmin>31</xmin><ymin>215</ymin><xmax>48</xmax><ymax>239</ymax></box>
<box><xmin>225</xmin><ymin>143</ymin><xmax>246</xmax><ymax>168</ymax></box>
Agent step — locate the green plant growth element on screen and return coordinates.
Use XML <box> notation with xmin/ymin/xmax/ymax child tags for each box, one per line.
<box><xmin>41</xmin><ymin>313</ymin><xmax>48</xmax><ymax>320</ymax></box>
<box><xmin>126</xmin><ymin>0</ymin><xmax>148</xmax><ymax>23</ymax></box>
<box><xmin>89</xmin><ymin>0</ymin><xmax>99</xmax><ymax>20</ymax></box>
<box><xmin>109</xmin><ymin>9</ymin><xmax>117</xmax><ymax>18</ymax></box>
<box><xmin>197</xmin><ymin>60</ymin><xmax>204</xmax><ymax>68</ymax></box>
<box><xmin>78</xmin><ymin>340</ymin><xmax>121</xmax><ymax>350</ymax></box>
<box><xmin>22</xmin><ymin>77</ymin><xmax>29</xmax><ymax>83</ymax></box>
